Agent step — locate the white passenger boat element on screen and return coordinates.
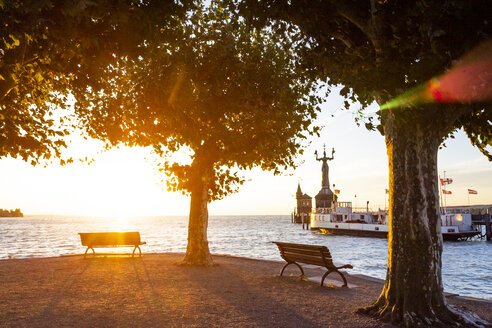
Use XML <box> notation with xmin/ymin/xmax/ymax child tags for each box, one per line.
<box><xmin>310</xmin><ymin>204</ymin><xmax>481</xmax><ymax>241</ymax></box>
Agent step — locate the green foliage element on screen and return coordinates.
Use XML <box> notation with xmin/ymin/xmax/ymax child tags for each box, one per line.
<box><xmin>459</xmin><ymin>107</ymin><xmax>492</xmax><ymax>160</ymax></box>
<box><xmin>0</xmin><ymin>1</ymin><xmax>71</xmax><ymax>165</ymax></box>
<box><xmin>240</xmin><ymin>0</ymin><xmax>491</xmax><ymax>159</ymax></box>
<box><xmin>73</xmin><ymin>1</ymin><xmax>323</xmax><ymax>201</ymax></box>
<box><xmin>1</xmin><ymin>0</ymin><xmax>191</xmax><ymax>165</ymax></box>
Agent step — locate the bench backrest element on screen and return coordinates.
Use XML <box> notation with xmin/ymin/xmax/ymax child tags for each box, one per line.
<box><xmin>273</xmin><ymin>241</ymin><xmax>335</xmax><ymax>268</ymax></box>
<box><xmin>79</xmin><ymin>232</ymin><xmax>142</xmax><ymax>246</ymax></box>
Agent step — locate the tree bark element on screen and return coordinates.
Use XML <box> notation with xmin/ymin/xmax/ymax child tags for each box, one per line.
<box><xmin>179</xmin><ymin>156</ymin><xmax>215</xmax><ymax>266</ymax></box>
<box><xmin>357</xmin><ymin>108</ymin><xmax>489</xmax><ymax>327</ymax></box>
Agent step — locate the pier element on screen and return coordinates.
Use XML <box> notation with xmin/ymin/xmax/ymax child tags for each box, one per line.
<box><xmin>291</xmin><ymin>212</ymin><xmax>310</xmax><ymax>230</ymax></box>
<box><xmin>446</xmin><ymin>204</ymin><xmax>492</xmax><ymax>241</ymax></box>
<box><xmin>472</xmin><ymin>213</ymin><xmax>492</xmax><ymax>241</ymax></box>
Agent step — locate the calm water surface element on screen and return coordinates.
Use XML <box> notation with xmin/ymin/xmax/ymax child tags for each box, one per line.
<box><xmin>0</xmin><ymin>215</ymin><xmax>490</xmax><ymax>300</ymax></box>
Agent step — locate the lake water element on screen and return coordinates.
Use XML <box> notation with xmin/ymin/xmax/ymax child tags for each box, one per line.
<box><xmin>0</xmin><ymin>215</ymin><xmax>490</xmax><ymax>300</ymax></box>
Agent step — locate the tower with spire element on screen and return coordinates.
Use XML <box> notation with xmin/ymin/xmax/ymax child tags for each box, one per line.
<box><xmin>295</xmin><ymin>182</ymin><xmax>312</xmax><ymax>219</ymax></box>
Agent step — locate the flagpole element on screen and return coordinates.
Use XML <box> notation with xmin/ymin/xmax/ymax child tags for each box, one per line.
<box><xmin>439</xmin><ymin>175</ymin><xmax>443</xmax><ymax>214</ymax></box>
<box><xmin>384</xmin><ymin>190</ymin><xmax>387</xmax><ymax>212</ymax></box>
<box><xmin>443</xmin><ymin>171</ymin><xmax>447</xmax><ymax>213</ymax></box>
<box><xmin>468</xmin><ymin>189</ymin><xmax>470</xmax><ymax>206</ymax></box>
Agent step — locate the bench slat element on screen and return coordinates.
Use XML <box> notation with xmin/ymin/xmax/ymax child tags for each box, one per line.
<box><xmin>282</xmin><ymin>255</ymin><xmax>326</xmax><ymax>267</ymax></box>
<box><xmin>79</xmin><ymin>232</ymin><xmax>144</xmax><ymax>246</ymax></box>
<box><xmin>281</xmin><ymin>249</ymin><xmax>328</xmax><ymax>258</ymax></box>
<box><xmin>274</xmin><ymin>241</ymin><xmax>326</xmax><ymax>250</ymax></box>
<box><xmin>281</xmin><ymin>251</ymin><xmax>331</xmax><ymax>263</ymax></box>
<box><xmin>280</xmin><ymin>246</ymin><xmax>327</xmax><ymax>253</ymax></box>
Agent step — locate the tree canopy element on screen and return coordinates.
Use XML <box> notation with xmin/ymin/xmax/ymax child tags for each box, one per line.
<box><xmin>241</xmin><ymin>0</ymin><xmax>491</xmax><ymax>155</ymax></box>
<box><xmin>0</xmin><ymin>0</ymin><xmax>190</xmax><ymax>165</ymax></box>
<box><xmin>71</xmin><ymin>1</ymin><xmax>323</xmax><ymax>265</ymax></box>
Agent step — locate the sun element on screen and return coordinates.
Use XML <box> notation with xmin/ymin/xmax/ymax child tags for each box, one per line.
<box><xmin>112</xmin><ymin>213</ymin><xmax>132</xmax><ymax>229</ymax></box>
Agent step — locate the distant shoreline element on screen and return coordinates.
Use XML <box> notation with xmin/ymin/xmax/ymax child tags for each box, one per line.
<box><xmin>0</xmin><ymin>208</ymin><xmax>23</xmax><ymax>217</ymax></box>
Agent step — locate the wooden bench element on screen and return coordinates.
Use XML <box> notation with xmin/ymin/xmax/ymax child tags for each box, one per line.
<box><xmin>78</xmin><ymin>232</ymin><xmax>146</xmax><ymax>258</ymax></box>
<box><xmin>273</xmin><ymin>241</ymin><xmax>353</xmax><ymax>287</ymax></box>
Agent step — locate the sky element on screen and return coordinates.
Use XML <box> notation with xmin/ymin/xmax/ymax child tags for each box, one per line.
<box><xmin>0</xmin><ymin>88</ymin><xmax>491</xmax><ymax>217</ymax></box>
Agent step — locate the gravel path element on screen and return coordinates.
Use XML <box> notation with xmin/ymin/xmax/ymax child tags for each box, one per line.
<box><xmin>0</xmin><ymin>253</ymin><xmax>489</xmax><ymax>327</ymax></box>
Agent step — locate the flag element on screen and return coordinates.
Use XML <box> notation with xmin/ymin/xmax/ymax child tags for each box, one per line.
<box><xmin>385</xmin><ymin>189</ymin><xmax>389</xmax><ymax>194</ymax></box>
<box><xmin>440</xmin><ymin>178</ymin><xmax>453</xmax><ymax>186</ymax></box>
<box><xmin>334</xmin><ymin>189</ymin><xmax>340</xmax><ymax>194</ymax></box>
<box><xmin>442</xmin><ymin>190</ymin><xmax>452</xmax><ymax>194</ymax></box>
<box><xmin>468</xmin><ymin>189</ymin><xmax>478</xmax><ymax>194</ymax></box>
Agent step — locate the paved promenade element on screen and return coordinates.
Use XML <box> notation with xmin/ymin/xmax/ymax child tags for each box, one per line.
<box><xmin>1</xmin><ymin>253</ymin><xmax>490</xmax><ymax>327</ymax></box>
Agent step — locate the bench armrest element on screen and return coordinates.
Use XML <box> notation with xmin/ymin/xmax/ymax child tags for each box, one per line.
<box><xmin>336</xmin><ymin>264</ymin><xmax>353</xmax><ymax>270</ymax></box>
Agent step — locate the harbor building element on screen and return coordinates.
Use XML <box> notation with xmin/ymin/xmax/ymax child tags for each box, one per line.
<box><xmin>294</xmin><ymin>184</ymin><xmax>312</xmax><ymax>224</ymax></box>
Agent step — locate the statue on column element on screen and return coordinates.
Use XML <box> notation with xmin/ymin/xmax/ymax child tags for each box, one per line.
<box><xmin>315</xmin><ymin>145</ymin><xmax>335</xmax><ymax>188</ymax></box>
<box><xmin>314</xmin><ymin>145</ymin><xmax>336</xmax><ymax>209</ymax></box>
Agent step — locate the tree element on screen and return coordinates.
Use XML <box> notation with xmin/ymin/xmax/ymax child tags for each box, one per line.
<box><xmin>72</xmin><ymin>1</ymin><xmax>322</xmax><ymax>266</ymax></box>
<box><xmin>240</xmin><ymin>1</ymin><xmax>491</xmax><ymax>327</ymax></box>
<box><xmin>1</xmin><ymin>0</ymin><xmax>190</xmax><ymax>165</ymax></box>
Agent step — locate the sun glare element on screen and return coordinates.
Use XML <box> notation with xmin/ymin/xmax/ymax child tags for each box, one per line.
<box><xmin>39</xmin><ymin>139</ymin><xmax>192</xmax><ymax>217</ymax></box>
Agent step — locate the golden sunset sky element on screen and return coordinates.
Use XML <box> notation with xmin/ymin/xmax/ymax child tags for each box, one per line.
<box><xmin>1</xmin><ymin>88</ymin><xmax>490</xmax><ymax>217</ymax></box>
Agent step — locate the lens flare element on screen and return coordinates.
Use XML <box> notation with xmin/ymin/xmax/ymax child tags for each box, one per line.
<box><xmin>380</xmin><ymin>40</ymin><xmax>492</xmax><ymax>110</ymax></box>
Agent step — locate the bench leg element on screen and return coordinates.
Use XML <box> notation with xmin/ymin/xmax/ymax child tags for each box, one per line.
<box><xmin>321</xmin><ymin>270</ymin><xmax>332</xmax><ymax>286</ymax></box>
<box><xmin>84</xmin><ymin>247</ymin><xmax>95</xmax><ymax>259</ymax></box>
<box><xmin>132</xmin><ymin>246</ymin><xmax>142</xmax><ymax>257</ymax></box>
<box><xmin>337</xmin><ymin>270</ymin><xmax>349</xmax><ymax>287</ymax></box>
<box><xmin>280</xmin><ymin>262</ymin><xmax>304</xmax><ymax>277</ymax></box>
<box><xmin>321</xmin><ymin>269</ymin><xmax>348</xmax><ymax>287</ymax></box>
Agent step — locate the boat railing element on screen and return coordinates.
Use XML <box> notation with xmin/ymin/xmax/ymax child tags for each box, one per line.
<box><xmin>441</xmin><ymin>207</ymin><xmax>471</xmax><ymax>215</ymax></box>
<box><xmin>312</xmin><ymin>208</ymin><xmax>333</xmax><ymax>214</ymax></box>
<box><xmin>351</xmin><ymin>207</ymin><xmax>371</xmax><ymax>213</ymax></box>
<box><xmin>336</xmin><ymin>201</ymin><xmax>352</xmax><ymax>208</ymax></box>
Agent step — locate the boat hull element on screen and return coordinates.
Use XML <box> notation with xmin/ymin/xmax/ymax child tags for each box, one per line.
<box><xmin>315</xmin><ymin>227</ymin><xmax>387</xmax><ymax>238</ymax></box>
<box><xmin>311</xmin><ymin>219</ymin><xmax>481</xmax><ymax>241</ymax></box>
<box><xmin>315</xmin><ymin>226</ymin><xmax>480</xmax><ymax>241</ymax></box>
<box><xmin>442</xmin><ymin>231</ymin><xmax>481</xmax><ymax>241</ymax></box>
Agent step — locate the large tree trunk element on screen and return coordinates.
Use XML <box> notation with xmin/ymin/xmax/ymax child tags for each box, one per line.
<box><xmin>179</xmin><ymin>156</ymin><xmax>215</xmax><ymax>266</ymax></box>
<box><xmin>357</xmin><ymin>108</ymin><xmax>488</xmax><ymax>327</ymax></box>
